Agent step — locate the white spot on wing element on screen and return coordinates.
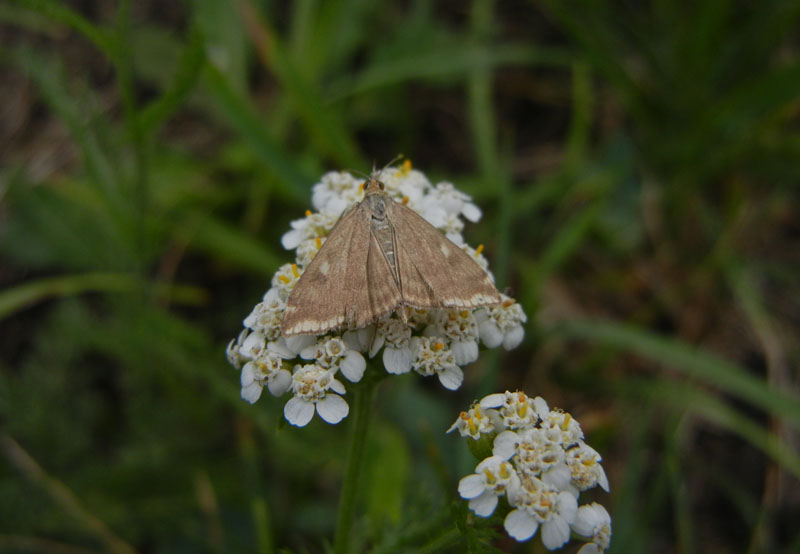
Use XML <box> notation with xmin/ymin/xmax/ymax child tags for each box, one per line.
<box><xmin>440</xmin><ymin>243</ymin><xmax>450</xmax><ymax>256</ymax></box>
<box><xmin>319</xmin><ymin>261</ymin><xmax>330</xmax><ymax>276</ymax></box>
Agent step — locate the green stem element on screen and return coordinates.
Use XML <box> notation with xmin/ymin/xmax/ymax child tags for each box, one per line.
<box><xmin>333</xmin><ymin>374</ymin><xmax>377</xmax><ymax>554</ymax></box>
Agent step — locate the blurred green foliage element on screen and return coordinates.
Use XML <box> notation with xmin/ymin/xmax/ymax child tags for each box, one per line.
<box><xmin>1</xmin><ymin>0</ymin><xmax>799</xmax><ymax>552</ymax></box>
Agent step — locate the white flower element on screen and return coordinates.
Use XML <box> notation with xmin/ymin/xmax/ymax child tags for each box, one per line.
<box><xmin>494</xmin><ymin>429</ymin><xmax>571</xmax><ymax>490</ymax></box>
<box><xmin>369</xmin><ymin>316</ymin><xmax>414</xmax><ymax>374</ymax></box>
<box><xmin>240</xmin><ymin>351</ymin><xmax>292</xmax><ymax>403</ymax></box>
<box><xmin>477</xmin><ymin>294</ymin><xmax>527</xmax><ymax>350</ymax></box>
<box><xmin>573</xmin><ymin>503</ymin><xmax>611</xmax><ymax>552</ymax></box>
<box><xmin>378</xmin><ymin>163</ymin><xmax>430</xmax><ymax>207</ymax></box>
<box><xmin>410</xmin><ymin>336</ymin><xmax>463</xmax><ymax>390</ymax></box>
<box><xmin>226</xmin><ymin>329</ymin><xmax>250</xmax><ymax>369</ymax></box>
<box><xmin>458</xmin><ymin>455</ymin><xmax>521</xmax><ymax>517</ymax></box>
<box><xmin>267</xmin><ymin>334</ymin><xmax>317</xmax><ymax>359</ymax></box>
<box><xmin>480</xmin><ymin>391</ymin><xmax>548</xmax><ymax>430</ymax></box>
<box><xmin>311</xmin><ymin>171</ymin><xmax>363</xmax><ymax>215</ymax></box>
<box><xmin>566</xmin><ymin>442</ymin><xmax>610</xmax><ymax>492</ymax></box>
<box><xmin>284</xmin><ymin>364</ymin><xmax>349</xmax><ymax>426</ymax></box>
<box><xmin>243</xmin><ymin>288</ymin><xmax>285</xmax><ymax>341</ymax></box>
<box><xmin>299</xmin><ymin>336</ymin><xmax>366</xmax><ymax>382</ymax></box>
<box><xmin>447</xmin><ymin>403</ymin><xmax>503</xmax><ymax>439</ymax></box>
<box><xmin>504</xmin><ymin>477</ymin><xmax>577</xmax><ymax>547</ymax></box>
<box><xmin>541</xmin><ymin>409</ymin><xmax>584</xmax><ymax>447</ymax></box>
<box><xmin>295</xmin><ymin>237</ymin><xmax>325</xmax><ymax>268</ymax></box>
<box><xmin>433</xmin><ymin>310</ymin><xmax>479</xmax><ymax>366</ymax></box>
<box><xmin>280</xmin><ymin>211</ymin><xmax>339</xmax><ymax>250</ymax></box>
<box><xmin>270</xmin><ymin>263</ymin><xmax>303</xmax><ymax>298</ymax></box>
<box><xmin>430</xmin><ymin>181</ymin><xmax>482</xmax><ymax>223</ymax></box>
<box><xmin>461</xmin><ymin>244</ymin><xmax>495</xmax><ymax>283</ymax></box>
<box><xmin>240</xmin><ymin>330</ymin><xmax>267</xmax><ymax>359</ymax></box>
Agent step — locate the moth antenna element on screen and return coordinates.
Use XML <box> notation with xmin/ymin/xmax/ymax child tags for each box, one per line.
<box><xmin>377</xmin><ymin>154</ymin><xmax>404</xmax><ymax>177</ymax></box>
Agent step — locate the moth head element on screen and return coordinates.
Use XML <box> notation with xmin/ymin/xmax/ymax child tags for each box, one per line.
<box><xmin>363</xmin><ymin>176</ymin><xmax>386</xmax><ymax>195</ymax></box>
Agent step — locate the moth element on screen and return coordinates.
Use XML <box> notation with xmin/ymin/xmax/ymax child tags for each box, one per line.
<box><xmin>280</xmin><ymin>174</ymin><xmax>501</xmax><ymax>336</ymax></box>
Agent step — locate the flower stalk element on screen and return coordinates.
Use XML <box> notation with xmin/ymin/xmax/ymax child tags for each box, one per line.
<box><xmin>333</xmin><ymin>366</ymin><xmax>378</xmax><ymax>554</ymax></box>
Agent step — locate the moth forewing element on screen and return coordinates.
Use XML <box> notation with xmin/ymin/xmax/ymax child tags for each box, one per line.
<box><xmin>280</xmin><ymin>205</ymin><xmax>371</xmax><ymax>336</ymax></box>
<box><xmin>386</xmin><ymin>199</ymin><xmax>501</xmax><ymax>309</ymax></box>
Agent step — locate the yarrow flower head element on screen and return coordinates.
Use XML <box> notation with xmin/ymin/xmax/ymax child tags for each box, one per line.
<box><xmin>451</xmin><ymin>390</ymin><xmax>611</xmax><ymax>552</ymax></box>
<box><xmin>227</xmin><ymin>162</ymin><xmax>526</xmax><ymax>426</ymax></box>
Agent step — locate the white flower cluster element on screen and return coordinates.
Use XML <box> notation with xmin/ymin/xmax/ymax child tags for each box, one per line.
<box><xmin>227</xmin><ymin>162</ymin><xmax>527</xmax><ymax>427</ymax></box>
<box><xmin>450</xmin><ymin>391</ymin><xmax>611</xmax><ymax>552</ymax></box>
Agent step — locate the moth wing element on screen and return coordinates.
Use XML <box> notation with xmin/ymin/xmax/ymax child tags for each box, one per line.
<box><xmin>387</xmin><ymin>201</ymin><xmax>501</xmax><ymax>309</ymax></box>
<box><xmin>362</xmin><ymin>229</ymin><xmax>403</xmax><ymax>327</ymax></box>
<box><xmin>281</xmin><ymin>205</ymin><xmax>371</xmax><ymax>336</ymax></box>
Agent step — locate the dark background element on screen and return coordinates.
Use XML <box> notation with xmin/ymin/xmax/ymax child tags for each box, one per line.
<box><xmin>1</xmin><ymin>1</ymin><xmax>799</xmax><ymax>552</ymax></box>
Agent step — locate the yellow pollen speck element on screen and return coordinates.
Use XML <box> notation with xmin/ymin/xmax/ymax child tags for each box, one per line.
<box><xmin>476</xmin><ymin>244</ymin><xmax>485</xmax><ymax>255</ymax></box>
<box><xmin>402</xmin><ymin>195</ymin><xmax>409</xmax><ymax>205</ymax></box>
<box><xmin>315</xmin><ymin>237</ymin><xmax>322</xmax><ymax>249</ymax></box>
<box><xmin>542</xmin><ymin>499</ymin><xmax>552</xmax><ymax>508</ymax></box>
<box><xmin>517</xmin><ymin>391</ymin><xmax>526</xmax><ymax>402</ymax></box>
<box><xmin>468</xmin><ymin>420</ymin><xmax>477</xmax><ymax>434</ymax></box>
<box><xmin>500</xmin><ymin>463</ymin><xmax>511</xmax><ymax>479</ymax></box>
<box><xmin>503</xmin><ymin>299</ymin><xmax>515</xmax><ymax>308</ymax></box>
<box><xmin>519</xmin><ymin>403</ymin><xmax>528</xmax><ymax>417</ymax></box>
<box><xmin>399</xmin><ymin>159</ymin><xmax>412</xmax><ymax>175</ymax></box>
<box><xmin>432</xmin><ymin>342</ymin><xmax>444</xmax><ymax>351</ymax></box>
<box><xmin>305</xmin><ymin>209</ymin><xmax>312</xmax><ymax>217</ymax></box>
<box><xmin>460</xmin><ymin>310</ymin><xmax>469</xmax><ymax>318</ymax></box>
<box><xmin>279</xmin><ymin>275</ymin><xmax>290</xmax><ymax>284</ymax></box>
<box><xmin>582</xmin><ymin>459</ymin><xmax>595</xmax><ymax>466</ymax></box>
<box><xmin>291</xmin><ymin>264</ymin><xmax>299</xmax><ymax>278</ymax></box>
<box><xmin>359</xmin><ymin>181</ymin><xmax>366</xmax><ymax>192</ymax></box>
<box><xmin>460</xmin><ymin>411</ymin><xmax>469</xmax><ymax>420</ymax></box>
<box><xmin>483</xmin><ymin>469</ymin><xmax>497</xmax><ymax>485</ymax></box>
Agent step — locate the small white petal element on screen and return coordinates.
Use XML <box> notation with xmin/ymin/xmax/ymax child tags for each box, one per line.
<box><xmin>446</xmin><ymin>232</ymin><xmax>464</xmax><ymax>245</ymax></box>
<box><xmin>267</xmin><ymin>339</ymin><xmax>296</xmax><ymax>359</ymax></box>
<box><xmin>576</xmin><ymin>544</ymin><xmax>603</xmax><ymax>554</ymax></box>
<box><xmin>462</xmin><ymin>203</ymin><xmax>482</xmax><ymax>222</ymax></box>
<box><xmin>299</xmin><ymin>344</ymin><xmax>318</xmax><ymax>360</ymax></box>
<box><xmin>492</xmin><ymin>431</ymin><xmax>519</xmax><ymax>460</ymax></box>
<box><xmin>280</xmin><ymin>229</ymin><xmax>303</xmax><ymax>250</ymax></box>
<box><xmin>542</xmin><ymin>463</ymin><xmax>572</xmax><ymax>490</ymax></box>
<box><xmin>241</xmin><ymin>382</ymin><xmax>263</xmax><ymax>404</ymax></box>
<box><xmin>267</xmin><ymin>369</ymin><xmax>292</xmax><ymax>396</ymax></box>
<box><xmin>284</xmin><ymin>397</ymin><xmax>315</xmax><ymax>426</ymax></box>
<box><xmin>479</xmin><ymin>320</ymin><xmax>503</xmax><ymax>348</ymax></box>
<box><xmin>597</xmin><ymin>465</ymin><xmax>610</xmax><ymax>492</ymax></box>
<box><xmin>541</xmin><ymin>516</ymin><xmax>571</xmax><ymax>550</ymax></box>
<box><xmin>504</xmin><ymin>509</ymin><xmax>539</xmax><ymax>541</ymax></box>
<box><xmin>240</xmin><ymin>363</ymin><xmax>257</xmax><ymax>387</ymax></box>
<box><xmin>573</xmin><ymin>503</ymin><xmax>610</xmax><ymax>537</ymax></box>
<box><xmin>316</xmin><ymin>394</ymin><xmax>349</xmax><ymax>424</ymax></box>
<box><xmin>503</xmin><ymin>325</ymin><xmax>525</xmax><ymax>350</ymax></box>
<box><xmin>479</xmin><ymin>393</ymin><xmax>507</xmax><ymax>410</ymax></box>
<box><xmin>286</xmin><ymin>334</ymin><xmax>316</xmax><ymax>355</ymax></box>
<box><xmin>368</xmin><ymin>332</ymin><xmax>385</xmax><ymax>358</ymax></box>
<box><xmin>557</xmin><ymin>491</ymin><xmax>578</xmax><ymax>524</ymax></box>
<box><xmin>343</xmin><ymin>326</ymin><xmax>373</xmax><ymax>353</ymax></box>
<box><xmin>329</xmin><ymin>378</ymin><xmax>347</xmax><ymax>395</ymax></box>
<box><xmin>437</xmin><ymin>365</ymin><xmax>463</xmax><ymax>390</ymax></box>
<box><xmin>340</xmin><ymin>350</ymin><xmax>366</xmax><ymax>382</ymax></box>
<box><xmin>468</xmin><ymin>491</ymin><xmax>499</xmax><ymax>517</ymax></box>
<box><xmin>533</xmin><ymin>396</ymin><xmax>550</xmax><ymax>417</ymax></box>
<box><xmin>383</xmin><ymin>346</ymin><xmax>413</xmax><ymax>374</ymax></box>
<box><xmin>451</xmin><ymin>340</ymin><xmax>479</xmax><ymax>365</ymax></box>
<box><xmin>458</xmin><ymin>474</ymin><xmax>486</xmax><ymax>499</ymax></box>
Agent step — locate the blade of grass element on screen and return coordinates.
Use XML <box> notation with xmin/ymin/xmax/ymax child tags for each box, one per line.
<box><xmin>141</xmin><ymin>25</ymin><xmax>207</xmax><ymax>134</ymax></box>
<box><xmin>15</xmin><ymin>0</ymin><xmax>116</xmax><ymax>59</ymax></box>
<box><xmin>0</xmin><ymin>433</ymin><xmax>138</xmax><ymax>554</ymax></box>
<box><xmin>328</xmin><ymin>43</ymin><xmax>573</xmax><ymax>100</ymax></box>
<box><xmin>236</xmin><ymin>0</ymin><xmax>363</xmax><ymax>169</ymax></box>
<box><xmin>550</xmin><ymin>318</ymin><xmax>800</xmax><ymax>430</ymax></box>
<box><xmin>0</xmin><ymin>273</ymin><xmax>206</xmax><ymax>321</ymax></box>
<box><xmin>203</xmin><ymin>64</ymin><xmax>311</xmax><ymax>202</ymax></box>
<box><xmin>622</xmin><ymin>379</ymin><xmax>800</xmax><ymax>479</ymax></box>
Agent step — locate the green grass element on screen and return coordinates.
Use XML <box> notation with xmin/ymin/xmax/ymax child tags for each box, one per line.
<box><xmin>2</xmin><ymin>1</ymin><xmax>799</xmax><ymax>552</ymax></box>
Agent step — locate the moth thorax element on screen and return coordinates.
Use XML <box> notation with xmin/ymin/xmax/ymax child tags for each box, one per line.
<box><xmin>365</xmin><ymin>195</ymin><xmax>387</xmax><ymax>219</ymax></box>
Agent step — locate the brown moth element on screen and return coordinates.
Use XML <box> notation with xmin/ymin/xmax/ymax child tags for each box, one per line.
<box><xmin>280</xmin><ymin>174</ymin><xmax>501</xmax><ymax>336</ymax></box>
